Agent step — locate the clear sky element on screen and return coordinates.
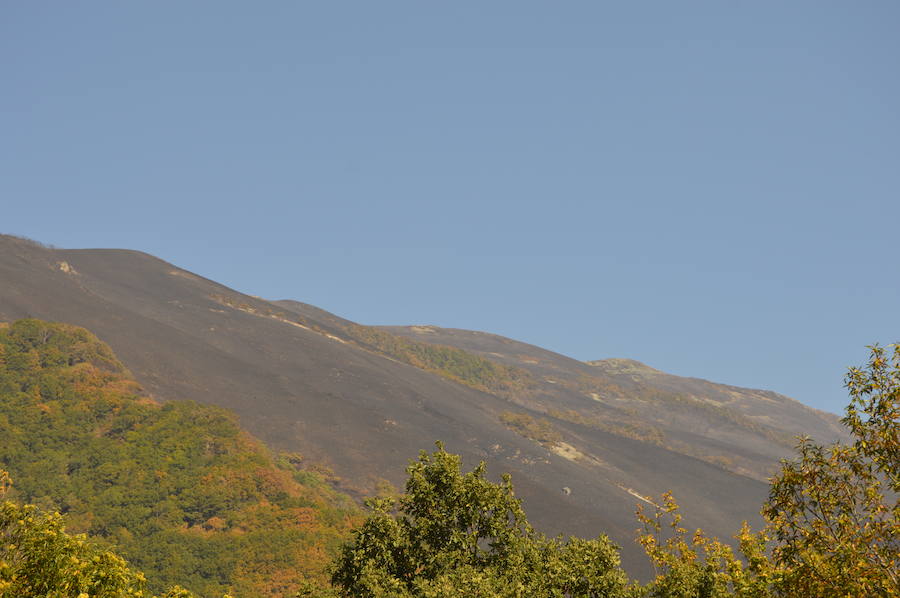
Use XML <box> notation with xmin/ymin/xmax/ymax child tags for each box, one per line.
<box><xmin>2</xmin><ymin>3</ymin><xmax>898</xmax><ymax>415</ymax></box>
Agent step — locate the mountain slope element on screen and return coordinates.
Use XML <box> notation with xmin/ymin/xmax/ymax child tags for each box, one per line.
<box><xmin>0</xmin><ymin>234</ymin><xmax>826</xmax><ymax>577</ymax></box>
<box><xmin>377</xmin><ymin>325</ymin><xmax>844</xmax><ymax>481</ymax></box>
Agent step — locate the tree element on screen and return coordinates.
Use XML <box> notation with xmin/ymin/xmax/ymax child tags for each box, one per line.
<box><xmin>0</xmin><ymin>469</ymin><xmax>150</xmax><ymax>597</ymax></box>
<box><xmin>0</xmin><ymin>469</ymin><xmax>235</xmax><ymax>598</ymax></box>
<box><xmin>636</xmin><ymin>492</ymin><xmax>778</xmax><ymax>598</ymax></box>
<box><xmin>328</xmin><ymin>443</ymin><xmax>630</xmax><ymax>597</ymax></box>
<box><xmin>763</xmin><ymin>343</ymin><xmax>899</xmax><ymax>596</ymax></box>
<box><xmin>636</xmin><ymin>344</ymin><xmax>900</xmax><ymax>598</ymax></box>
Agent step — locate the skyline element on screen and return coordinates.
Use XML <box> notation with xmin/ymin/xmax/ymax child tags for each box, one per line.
<box><xmin>3</xmin><ymin>2</ymin><xmax>899</xmax><ymax>414</ymax></box>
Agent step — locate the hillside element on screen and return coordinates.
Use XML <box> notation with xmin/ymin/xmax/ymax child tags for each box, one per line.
<box><xmin>0</xmin><ymin>318</ymin><xmax>358</xmax><ymax>597</ymax></box>
<box><xmin>0</xmin><ymin>233</ymin><xmax>838</xmax><ymax>577</ymax></box>
<box><xmin>376</xmin><ymin>325</ymin><xmax>845</xmax><ymax>481</ymax></box>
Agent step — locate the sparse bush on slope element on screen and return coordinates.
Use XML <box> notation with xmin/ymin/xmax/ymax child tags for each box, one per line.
<box><xmin>345</xmin><ymin>325</ymin><xmax>534</xmax><ymax>397</ymax></box>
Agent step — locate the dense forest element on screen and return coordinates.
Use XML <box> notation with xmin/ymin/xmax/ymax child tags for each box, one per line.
<box><xmin>1</xmin><ymin>319</ymin><xmax>897</xmax><ymax>596</ymax></box>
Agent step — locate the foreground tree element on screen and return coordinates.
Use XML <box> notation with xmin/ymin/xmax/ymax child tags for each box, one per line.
<box><xmin>0</xmin><ymin>470</ymin><xmax>217</xmax><ymax>598</ymax></box>
<box><xmin>328</xmin><ymin>443</ymin><xmax>631</xmax><ymax>597</ymax></box>
<box><xmin>0</xmin><ymin>469</ymin><xmax>149</xmax><ymax>597</ymax></box>
<box><xmin>637</xmin><ymin>344</ymin><xmax>900</xmax><ymax>598</ymax></box>
<box><xmin>763</xmin><ymin>343</ymin><xmax>899</xmax><ymax>596</ymax></box>
<box><xmin>637</xmin><ymin>492</ymin><xmax>778</xmax><ymax>598</ymax></box>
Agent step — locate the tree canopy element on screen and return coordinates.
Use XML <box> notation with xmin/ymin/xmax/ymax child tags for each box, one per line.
<box><xmin>328</xmin><ymin>443</ymin><xmax>631</xmax><ymax>597</ymax></box>
<box><xmin>763</xmin><ymin>343</ymin><xmax>899</xmax><ymax>596</ymax></box>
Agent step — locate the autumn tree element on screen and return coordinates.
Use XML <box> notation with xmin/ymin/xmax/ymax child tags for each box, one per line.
<box><xmin>637</xmin><ymin>344</ymin><xmax>900</xmax><ymax>598</ymax></box>
<box><xmin>637</xmin><ymin>492</ymin><xmax>779</xmax><ymax>598</ymax></box>
<box><xmin>328</xmin><ymin>443</ymin><xmax>630</xmax><ymax>597</ymax></box>
<box><xmin>763</xmin><ymin>343</ymin><xmax>900</xmax><ymax>596</ymax></box>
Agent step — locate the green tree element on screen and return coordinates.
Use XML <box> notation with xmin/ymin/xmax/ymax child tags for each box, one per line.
<box><xmin>0</xmin><ymin>469</ymin><xmax>228</xmax><ymax>598</ymax></box>
<box><xmin>328</xmin><ymin>443</ymin><xmax>630</xmax><ymax>597</ymax></box>
<box><xmin>0</xmin><ymin>469</ymin><xmax>149</xmax><ymax>598</ymax></box>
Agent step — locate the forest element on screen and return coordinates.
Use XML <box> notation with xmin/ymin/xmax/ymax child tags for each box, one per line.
<box><xmin>0</xmin><ymin>320</ymin><xmax>359</xmax><ymax>596</ymax></box>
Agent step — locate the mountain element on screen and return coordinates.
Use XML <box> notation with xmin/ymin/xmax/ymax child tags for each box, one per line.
<box><xmin>0</xmin><ymin>234</ymin><xmax>842</xmax><ymax>577</ymax></box>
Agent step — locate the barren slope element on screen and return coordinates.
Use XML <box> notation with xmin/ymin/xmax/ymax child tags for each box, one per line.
<box><xmin>380</xmin><ymin>324</ymin><xmax>844</xmax><ymax>481</ymax></box>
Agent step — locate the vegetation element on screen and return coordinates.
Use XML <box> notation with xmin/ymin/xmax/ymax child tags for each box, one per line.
<box><xmin>498</xmin><ymin>411</ymin><xmax>563</xmax><ymax>447</ymax></box>
<box><xmin>0</xmin><ymin>319</ymin><xmax>359</xmax><ymax>597</ymax></box>
<box><xmin>345</xmin><ymin>325</ymin><xmax>534</xmax><ymax>397</ymax></box>
<box><xmin>544</xmin><ymin>372</ymin><xmax>795</xmax><ymax>480</ymax></box>
<box><xmin>211</xmin><ymin>294</ymin><xmax>310</xmax><ymax>326</ymax></box>
<box><xmin>636</xmin><ymin>493</ymin><xmax>775</xmax><ymax>598</ymax></box>
<box><xmin>761</xmin><ymin>343</ymin><xmax>900</xmax><ymax>596</ymax></box>
<box><xmin>638</xmin><ymin>390</ymin><xmax>797</xmax><ymax>449</ymax></box>
<box><xmin>326</xmin><ymin>443</ymin><xmax>631</xmax><ymax>598</ymax></box>
<box><xmin>2</xmin><ymin>469</ymin><xmax>150</xmax><ymax>597</ymax></box>
<box><xmin>546</xmin><ymin>408</ymin><xmax>666</xmax><ymax>446</ymax></box>
<box><xmin>211</xmin><ymin>292</ymin><xmax>535</xmax><ymax>398</ymax></box>
<box><xmin>636</xmin><ymin>344</ymin><xmax>900</xmax><ymax>597</ymax></box>
<box><xmin>1</xmin><ymin>468</ymin><xmax>214</xmax><ymax>597</ymax></box>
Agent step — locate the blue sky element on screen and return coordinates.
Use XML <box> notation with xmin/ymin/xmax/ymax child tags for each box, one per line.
<box><xmin>2</xmin><ymin>2</ymin><xmax>898</xmax><ymax>414</ymax></box>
